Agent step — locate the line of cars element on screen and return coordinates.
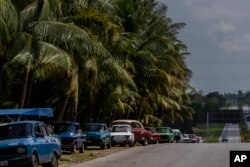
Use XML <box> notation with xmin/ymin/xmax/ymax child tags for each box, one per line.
<box><xmin>0</xmin><ymin>109</ymin><xmax>203</xmax><ymax>167</ymax></box>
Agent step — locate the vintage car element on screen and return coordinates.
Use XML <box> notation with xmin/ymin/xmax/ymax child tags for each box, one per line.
<box><xmin>188</xmin><ymin>134</ymin><xmax>199</xmax><ymax>143</ymax></box>
<box><xmin>182</xmin><ymin>133</ymin><xmax>190</xmax><ymax>143</ymax></box>
<box><xmin>156</xmin><ymin>127</ymin><xmax>174</xmax><ymax>143</ymax></box>
<box><xmin>110</xmin><ymin>124</ymin><xmax>135</xmax><ymax>147</ymax></box>
<box><xmin>82</xmin><ymin>123</ymin><xmax>111</xmax><ymax>149</ymax></box>
<box><xmin>0</xmin><ymin>120</ymin><xmax>61</xmax><ymax>167</ymax></box>
<box><xmin>53</xmin><ymin>122</ymin><xmax>85</xmax><ymax>153</ymax></box>
<box><xmin>111</xmin><ymin>120</ymin><xmax>153</xmax><ymax>146</ymax></box>
<box><xmin>172</xmin><ymin>129</ymin><xmax>183</xmax><ymax>143</ymax></box>
<box><xmin>144</xmin><ymin>127</ymin><xmax>161</xmax><ymax>144</ymax></box>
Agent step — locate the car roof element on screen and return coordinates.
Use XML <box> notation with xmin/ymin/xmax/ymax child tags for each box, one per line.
<box><xmin>111</xmin><ymin>120</ymin><xmax>141</xmax><ymax>124</ymax></box>
<box><xmin>112</xmin><ymin>124</ymin><xmax>131</xmax><ymax>127</ymax></box>
<box><xmin>0</xmin><ymin>120</ymin><xmax>44</xmax><ymax>126</ymax></box>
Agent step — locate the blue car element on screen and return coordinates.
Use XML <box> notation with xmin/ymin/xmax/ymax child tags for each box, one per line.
<box><xmin>0</xmin><ymin>121</ymin><xmax>61</xmax><ymax>167</ymax></box>
<box><xmin>82</xmin><ymin>123</ymin><xmax>111</xmax><ymax>149</ymax></box>
<box><xmin>53</xmin><ymin>122</ymin><xmax>85</xmax><ymax>153</ymax></box>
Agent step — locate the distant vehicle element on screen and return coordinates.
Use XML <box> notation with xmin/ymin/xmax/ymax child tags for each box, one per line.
<box><xmin>172</xmin><ymin>129</ymin><xmax>182</xmax><ymax>143</ymax></box>
<box><xmin>197</xmin><ymin>136</ymin><xmax>204</xmax><ymax>143</ymax></box>
<box><xmin>222</xmin><ymin>136</ymin><xmax>228</xmax><ymax>143</ymax></box>
<box><xmin>110</xmin><ymin>124</ymin><xmax>135</xmax><ymax>147</ymax></box>
<box><xmin>144</xmin><ymin>127</ymin><xmax>161</xmax><ymax>144</ymax></box>
<box><xmin>53</xmin><ymin>122</ymin><xmax>85</xmax><ymax>153</ymax></box>
<box><xmin>111</xmin><ymin>120</ymin><xmax>153</xmax><ymax>146</ymax></box>
<box><xmin>188</xmin><ymin>134</ymin><xmax>198</xmax><ymax>143</ymax></box>
<box><xmin>156</xmin><ymin>127</ymin><xmax>174</xmax><ymax>143</ymax></box>
<box><xmin>182</xmin><ymin>134</ymin><xmax>190</xmax><ymax>143</ymax></box>
<box><xmin>82</xmin><ymin>123</ymin><xmax>111</xmax><ymax>149</ymax></box>
<box><xmin>0</xmin><ymin>121</ymin><xmax>61</xmax><ymax>167</ymax></box>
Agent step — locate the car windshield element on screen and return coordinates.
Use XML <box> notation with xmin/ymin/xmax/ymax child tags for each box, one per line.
<box><xmin>112</xmin><ymin>126</ymin><xmax>129</xmax><ymax>132</ymax></box>
<box><xmin>157</xmin><ymin>128</ymin><xmax>170</xmax><ymax>133</ymax></box>
<box><xmin>82</xmin><ymin>125</ymin><xmax>104</xmax><ymax>132</ymax></box>
<box><xmin>54</xmin><ymin>124</ymin><xmax>76</xmax><ymax>133</ymax></box>
<box><xmin>183</xmin><ymin>134</ymin><xmax>189</xmax><ymax>138</ymax></box>
<box><xmin>0</xmin><ymin>123</ymin><xmax>33</xmax><ymax>140</ymax></box>
<box><xmin>188</xmin><ymin>134</ymin><xmax>196</xmax><ymax>138</ymax></box>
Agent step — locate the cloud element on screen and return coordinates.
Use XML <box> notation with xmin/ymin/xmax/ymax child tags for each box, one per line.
<box><xmin>212</xmin><ymin>21</ymin><xmax>235</xmax><ymax>33</ymax></box>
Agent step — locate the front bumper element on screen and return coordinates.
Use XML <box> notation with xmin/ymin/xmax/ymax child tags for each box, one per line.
<box><xmin>0</xmin><ymin>156</ymin><xmax>32</xmax><ymax>167</ymax></box>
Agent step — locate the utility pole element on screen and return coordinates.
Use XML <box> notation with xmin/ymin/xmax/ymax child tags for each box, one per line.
<box><xmin>207</xmin><ymin>112</ymin><xmax>209</xmax><ymax>137</ymax></box>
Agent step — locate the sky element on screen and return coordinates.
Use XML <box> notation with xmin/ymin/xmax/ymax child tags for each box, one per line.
<box><xmin>158</xmin><ymin>0</ymin><xmax>250</xmax><ymax>93</ymax></box>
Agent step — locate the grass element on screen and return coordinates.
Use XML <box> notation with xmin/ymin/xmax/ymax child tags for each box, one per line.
<box><xmin>192</xmin><ymin>123</ymin><xmax>225</xmax><ymax>143</ymax></box>
<box><xmin>239</xmin><ymin>121</ymin><xmax>250</xmax><ymax>142</ymax></box>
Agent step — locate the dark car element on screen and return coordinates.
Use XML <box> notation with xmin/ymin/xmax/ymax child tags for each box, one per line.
<box><xmin>82</xmin><ymin>123</ymin><xmax>111</xmax><ymax>149</ymax></box>
<box><xmin>53</xmin><ymin>122</ymin><xmax>85</xmax><ymax>153</ymax></box>
<box><xmin>188</xmin><ymin>134</ymin><xmax>198</xmax><ymax>143</ymax></box>
<box><xmin>222</xmin><ymin>136</ymin><xmax>228</xmax><ymax>143</ymax></box>
<box><xmin>0</xmin><ymin>121</ymin><xmax>61</xmax><ymax>167</ymax></box>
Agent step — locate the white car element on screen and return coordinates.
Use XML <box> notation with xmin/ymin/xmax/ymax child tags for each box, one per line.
<box><xmin>110</xmin><ymin>124</ymin><xmax>135</xmax><ymax>147</ymax></box>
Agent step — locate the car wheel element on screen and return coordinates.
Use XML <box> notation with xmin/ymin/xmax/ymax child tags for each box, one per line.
<box><xmin>79</xmin><ymin>143</ymin><xmax>85</xmax><ymax>153</ymax></box>
<box><xmin>30</xmin><ymin>154</ymin><xmax>38</xmax><ymax>167</ymax></box>
<box><xmin>107</xmin><ymin>140</ymin><xmax>111</xmax><ymax>149</ymax></box>
<box><xmin>42</xmin><ymin>153</ymin><xmax>58</xmax><ymax>167</ymax></box>
<box><xmin>142</xmin><ymin>137</ymin><xmax>149</xmax><ymax>146</ymax></box>
<box><xmin>71</xmin><ymin>143</ymin><xmax>77</xmax><ymax>153</ymax></box>
<box><xmin>129</xmin><ymin>141</ymin><xmax>134</xmax><ymax>147</ymax></box>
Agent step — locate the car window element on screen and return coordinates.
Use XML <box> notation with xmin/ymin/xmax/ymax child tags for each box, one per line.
<box><xmin>54</xmin><ymin>124</ymin><xmax>75</xmax><ymax>133</ymax></box>
<box><xmin>0</xmin><ymin>123</ymin><xmax>32</xmax><ymax>140</ymax></box>
<box><xmin>82</xmin><ymin>125</ymin><xmax>104</xmax><ymax>132</ymax></box>
<box><xmin>112</xmin><ymin>126</ymin><xmax>129</xmax><ymax>132</ymax></box>
<box><xmin>134</xmin><ymin>122</ymin><xmax>142</xmax><ymax>128</ymax></box>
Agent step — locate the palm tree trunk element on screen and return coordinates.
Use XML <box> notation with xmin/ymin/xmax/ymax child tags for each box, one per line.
<box><xmin>0</xmin><ymin>63</ymin><xmax>4</xmax><ymax>106</ymax></box>
<box><xmin>24</xmin><ymin>70</ymin><xmax>34</xmax><ymax>107</ymax></box>
<box><xmin>56</xmin><ymin>96</ymin><xmax>69</xmax><ymax>121</ymax></box>
<box><xmin>19</xmin><ymin>69</ymin><xmax>29</xmax><ymax>108</ymax></box>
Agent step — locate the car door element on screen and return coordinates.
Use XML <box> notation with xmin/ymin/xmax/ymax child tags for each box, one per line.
<box><xmin>103</xmin><ymin>125</ymin><xmax>110</xmax><ymax>144</ymax></box>
<box><xmin>34</xmin><ymin>124</ymin><xmax>49</xmax><ymax>163</ymax></box>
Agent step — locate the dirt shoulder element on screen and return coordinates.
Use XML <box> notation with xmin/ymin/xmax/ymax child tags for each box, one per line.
<box><xmin>59</xmin><ymin>146</ymin><xmax>130</xmax><ymax>167</ymax></box>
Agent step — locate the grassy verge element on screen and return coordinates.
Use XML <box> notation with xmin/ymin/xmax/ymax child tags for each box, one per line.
<box><xmin>239</xmin><ymin>121</ymin><xmax>250</xmax><ymax>142</ymax></box>
<box><xmin>192</xmin><ymin>123</ymin><xmax>225</xmax><ymax>143</ymax></box>
<box><xmin>59</xmin><ymin>146</ymin><xmax>129</xmax><ymax>167</ymax></box>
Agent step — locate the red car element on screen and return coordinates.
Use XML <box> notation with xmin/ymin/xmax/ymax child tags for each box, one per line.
<box><xmin>144</xmin><ymin>127</ymin><xmax>161</xmax><ymax>144</ymax></box>
<box><xmin>111</xmin><ymin>120</ymin><xmax>153</xmax><ymax>146</ymax></box>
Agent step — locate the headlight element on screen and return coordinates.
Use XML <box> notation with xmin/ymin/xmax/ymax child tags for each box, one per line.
<box><xmin>17</xmin><ymin>147</ymin><xmax>26</xmax><ymax>154</ymax></box>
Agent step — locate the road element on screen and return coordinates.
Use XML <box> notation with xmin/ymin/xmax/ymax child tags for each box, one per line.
<box><xmin>69</xmin><ymin>143</ymin><xmax>250</xmax><ymax>167</ymax></box>
<box><xmin>219</xmin><ymin>123</ymin><xmax>241</xmax><ymax>143</ymax></box>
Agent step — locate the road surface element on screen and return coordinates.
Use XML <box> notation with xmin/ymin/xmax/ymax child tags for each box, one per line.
<box><xmin>219</xmin><ymin>123</ymin><xmax>241</xmax><ymax>143</ymax></box>
<box><xmin>69</xmin><ymin>143</ymin><xmax>250</xmax><ymax>167</ymax></box>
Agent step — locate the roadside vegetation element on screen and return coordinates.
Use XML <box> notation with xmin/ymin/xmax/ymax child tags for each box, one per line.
<box><xmin>0</xmin><ymin>0</ymin><xmax>193</xmax><ymax>125</ymax></box>
<box><xmin>239</xmin><ymin>121</ymin><xmax>250</xmax><ymax>142</ymax></box>
<box><xmin>192</xmin><ymin>123</ymin><xmax>225</xmax><ymax>143</ymax></box>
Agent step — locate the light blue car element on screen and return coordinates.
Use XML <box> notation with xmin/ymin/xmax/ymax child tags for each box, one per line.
<box><xmin>82</xmin><ymin>123</ymin><xmax>111</xmax><ymax>149</ymax></box>
<box><xmin>0</xmin><ymin>121</ymin><xmax>61</xmax><ymax>167</ymax></box>
<box><xmin>0</xmin><ymin>108</ymin><xmax>61</xmax><ymax>167</ymax></box>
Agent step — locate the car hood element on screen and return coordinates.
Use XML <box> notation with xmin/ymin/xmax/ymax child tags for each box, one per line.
<box><xmin>55</xmin><ymin>132</ymin><xmax>76</xmax><ymax>138</ymax></box>
<box><xmin>111</xmin><ymin>132</ymin><xmax>132</xmax><ymax>136</ymax></box>
<box><xmin>0</xmin><ymin>138</ymin><xmax>32</xmax><ymax>148</ymax></box>
<box><xmin>82</xmin><ymin>132</ymin><xmax>102</xmax><ymax>137</ymax></box>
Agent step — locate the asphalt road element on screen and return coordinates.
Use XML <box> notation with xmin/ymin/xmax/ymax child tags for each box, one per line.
<box><xmin>70</xmin><ymin>143</ymin><xmax>250</xmax><ymax>167</ymax></box>
<box><xmin>219</xmin><ymin>123</ymin><xmax>241</xmax><ymax>143</ymax></box>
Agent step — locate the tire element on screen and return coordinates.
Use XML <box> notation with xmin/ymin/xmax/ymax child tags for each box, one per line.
<box><xmin>129</xmin><ymin>141</ymin><xmax>134</xmax><ymax>147</ymax></box>
<box><xmin>107</xmin><ymin>140</ymin><xmax>111</xmax><ymax>149</ymax></box>
<box><xmin>42</xmin><ymin>153</ymin><xmax>58</xmax><ymax>167</ymax></box>
<box><xmin>142</xmin><ymin>138</ymin><xmax>149</xmax><ymax>146</ymax></box>
<box><xmin>100</xmin><ymin>144</ymin><xmax>105</xmax><ymax>149</ymax></box>
<box><xmin>30</xmin><ymin>154</ymin><xmax>38</xmax><ymax>167</ymax></box>
<box><xmin>79</xmin><ymin>143</ymin><xmax>85</xmax><ymax>153</ymax></box>
<box><xmin>71</xmin><ymin>143</ymin><xmax>77</xmax><ymax>153</ymax></box>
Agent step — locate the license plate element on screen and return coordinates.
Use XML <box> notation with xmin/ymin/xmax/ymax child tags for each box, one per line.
<box><xmin>0</xmin><ymin>161</ymin><xmax>8</xmax><ymax>166</ymax></box>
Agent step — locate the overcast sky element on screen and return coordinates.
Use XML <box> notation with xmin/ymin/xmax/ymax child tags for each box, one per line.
<box><xmin>158</xmin><ymin>0</ymin><xmax>250</xmax><ymax>93</ymax></box>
